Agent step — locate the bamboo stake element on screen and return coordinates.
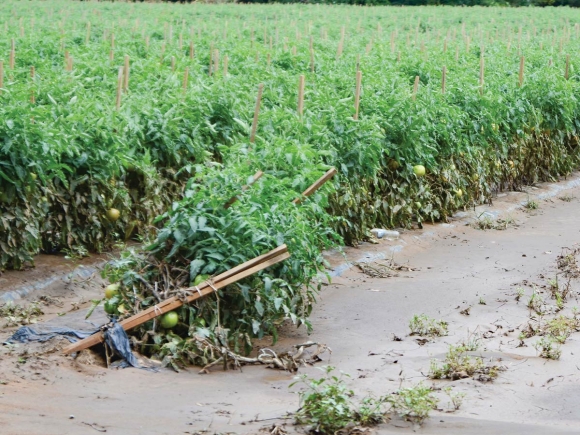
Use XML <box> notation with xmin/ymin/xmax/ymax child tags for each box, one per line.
<box><xmin>115</xmin><ymin>67</ymin><xmax>123</xmax><ymax>110</ymax></box>
<box><xmin>213</xmin><ymin>50</ymin><xmax>219</xmax><ymax>74</ymax></box>
<box><xmin>223</xmin><ymin>55</ymin><xmax>228</xmax><ymax>77</ymax></box>
<box><xmin>565</xmin><ymin>54</ymin><xmax>570</xmax><ymax>80</ymax></box>
<box><xmin>297</xmin><ymin>74</ymin><xmax>305</xmax><ymax>119</ymax></box>
<box><xmin>250</xmin><ymin>84</ymin><xmax>264</xmax><ymax>143</ymax></box>
<box><xmin>293</xmin><ymin>168</ymin><xmax>337</xmax><ymax>204</ymax></box>
<box><xmin>442</xmin><ymin>66</ymin><xmax>447</xmax><ymax>94</ymax></box>
<box><xmin>519</xmin><ymin>56</ymin><xmax>525</xmax><ymax>87</ymax></box>
<box><xmin>189</xmin><ymin>40</ymin><xmax>194</xmax><ymax>59</ymax></box>
<box><xmin>354</xmin><ymin>70</ymin><xmax>362</xmax><ymax>120</ymax></box>
<box><xmin>123</xmin><ymin>55</ymin><xmax>129</xmax><ymax>92</ymax></box>
<box><xmin>310</xmin><ymin>49</ymin><xmax>315</xmax><ymax>73</ymax></box>
<box><xmin>412</xmin><ymin>75</ymin><xmax>420</xmax><ymax>100</ymax></box>
<box><xmin>171</xmin><ymin>55</ymin><xmax>176</xmax><ymax>72</ymax></box>
<box><xmin>62</xmin><ymin>245</ymin><xmax>291</xmax><ymax>355</ymax></box>
<box><xmin>182</xmin><ymin>67</ymin><xmax>189</xmax><ymax>92</ymax></box>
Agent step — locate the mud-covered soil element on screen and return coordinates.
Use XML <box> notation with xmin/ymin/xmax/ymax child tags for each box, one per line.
<box><xmin>2</xmin><ymin>178</ymin><xmax>580</xmax><ymax>435</ymax></box>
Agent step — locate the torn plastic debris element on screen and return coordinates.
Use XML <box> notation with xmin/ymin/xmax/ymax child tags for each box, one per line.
<box><xmin>4</xmin><ymin>319</ymin><xmax>150</xmax><ymax>371</ymax></box>
<box><xmin>4</xmin><ymin>325</ymin><xmax>98</xmax><ymax>344</ymax></box>
<box><xmin>101</xmin><ymin>320</ymin><xmax>140</xmax><ymax>368</ymax></box>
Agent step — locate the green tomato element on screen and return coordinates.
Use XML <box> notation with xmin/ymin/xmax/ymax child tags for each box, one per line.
<box><xmin>193</xmin><ymin>274</ymin><xmax>210</xmax><ymax>286</ymax></box>
<box><xmin>413</xmin><ymin>165</ymin><xmax>426</xmax><ymax>177</ymax></box>
<box><xmin>105</xmin><ymin>283</ymin><xmax>120</xmax><ymax>299</ymax></box>
<box><xmin>160</xmin><ymin>311</ymin><xmax>179</xmax><ymax>329</ymax></box>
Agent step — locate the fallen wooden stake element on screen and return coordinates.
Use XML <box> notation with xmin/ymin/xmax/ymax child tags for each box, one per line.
<box><xmin>224</xmin><ymin>170</ymin><xmax>264</xmax><ymax>208</ymax></box>
<box><xmin>63</xmin><ymin>245</ymin><xmax>289</xmax><ymax>355</ymax></box>
<box><xmin>293</xmin><ymin>168</ymin><xmax>337</xmax><ymax>204</ymax></box>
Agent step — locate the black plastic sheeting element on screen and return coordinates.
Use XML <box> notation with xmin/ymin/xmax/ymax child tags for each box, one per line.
<box><xmin>4</xmin><ymin>320</ymin><xmax>148</xmax><ymax>370</ymax></box>
<box><xmin>5</xmin><ymin>325</ymin><xmax>98</xmax><ymax>344</ymax></box>
<box><xmin>101</xmin><ymin>321</ymin><xmax>140</xmax><ymax>368</ymax></box>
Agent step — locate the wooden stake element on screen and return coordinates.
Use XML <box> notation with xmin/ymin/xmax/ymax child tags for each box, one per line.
<box><xmin>182</xmin><ymin>67</ymin><xmax>189</xmax><ymax>92</ymax></box>
<box><xmin>86</xmin><ymin>22</ymin><xmax>91</xmax><ymax>44</ymax></box>
<box><xmin>412</xmin><ymin>75</ymin><xmax>420</xmax><ymax>100</ymax></box>
<box><xmin>354</xmin><ymin>70</ymin><xmax>362</xmax><ymax>120</ymax></box>
<box><xmin>519</xmin><ymin>56</ymin><xmax>525</xmax><ymax>87</ymax></box>
<box><xmin>9</xmin><ymin>38</ymin><xmax>14</xmax><ymax>70</ymax></box>
<box><xmin>213</xmin><ymin>50</ymin><xmax>219</xmax><ymax>74</ymax></box>
<box><xmin>115</xmin><ymin>67</ymin><xmax>123</xmax><ymax>110</ymax></box>
<box><xmin>442</xmin><ymin>66</ymin><xmax>447</xmax><ymax>94</ymax></box>
<box><xmin>250</xmin><ymin>84</ymin><xmax>264</xmax><ymax>143</ymax></box>
<box><xmin>30</xmin><ymin>66</ymin><xmax>35</xmax><ymax>103</ymax></box>
<box><xmin>223</xmin><ymin>54</ymin><xmax>228</xmax><ymax>77</ymax></box>
<box><xmin>123</xmin><ymin>55</ymin><xmax>129</xmax><ymax>92</ymax></box>
<box><xmin>189</xmin><ymin>40</ymin><xmax>194</xmax><ymax>59</ymax></box>
<box><xmin>310</xmin><ymin>49</ymin><xmax>315</xmax><ymax>73</ymax></box>
<box><xmin>171</xmin><ymin>55</ymin><xmax>176</xmax><ymax>72</ymax></box>
<box><xmin>293</xmin><ymin>168</ymin><xmax>337</xmax><ymax>204</ymax></box>
<box><xmin>479</xmin><ymin>53</ymin><xmax>485</xmax><ymax>95</ymax></box>
<box><xmin>565</xmin><ymin>54</ymin><xmax>570</xmax><ymax>80</ymax></box>
<box><xmin>297</xmin><ymin>74</ymin><xmax>305</xmax><ymax>119</ymax></box>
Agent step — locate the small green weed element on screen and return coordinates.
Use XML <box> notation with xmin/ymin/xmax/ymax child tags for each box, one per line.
<box><xmin>543</xmin><ymin>315</ymin><xmax>579</xmax><ymax>344</ymax></box>
<box><xmin>558</xmin><ymin>194</ymin><xmax>574</xmax><ymax>202</ymax></box>
<box><xmin>444</xmin><ymin>387</ymin><xmax>466</xmax><ymax>411</ymax></box>
<box><xmin>385</xmin><ymin>382</ymin><xmax>438</xmax><ymax>424</ymax></box>
<box><xmin>524</xmin><ymin>197</ymin><xmax>539</xmax><ymax>210</ymax></box>
<box><xmin>534</xmin><ymin>337</ymin><xmax>562</xmax><ymax>360</ymax></box>
<box><xmin>409</xmin><ymin>314</ymin><xmax>448</xmax><ymax>337</ymax></box>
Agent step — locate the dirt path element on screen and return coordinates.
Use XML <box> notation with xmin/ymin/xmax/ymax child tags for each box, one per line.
<box><xmin>2</xmin><ymin>180</ymin><xmax>580</xmax><ymax>435</ymax></box>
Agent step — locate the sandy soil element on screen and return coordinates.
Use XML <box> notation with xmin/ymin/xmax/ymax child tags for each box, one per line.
<box><xmin>2</xmin><ymin>178</ymin><xmax>580</xmax><ymax>435</ymax></box>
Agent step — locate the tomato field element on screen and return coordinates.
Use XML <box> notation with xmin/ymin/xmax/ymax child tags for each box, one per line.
<box><xmin>2</xmin><ymin>1</ymin><xmax>580</xmax><ymax>363</ymax></box>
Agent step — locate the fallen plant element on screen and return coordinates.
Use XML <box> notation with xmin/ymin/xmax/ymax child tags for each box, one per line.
<box><xmin>0</xmin><ymin>302</ymin><xmax>44</xmax><ymax>327</ymax></box>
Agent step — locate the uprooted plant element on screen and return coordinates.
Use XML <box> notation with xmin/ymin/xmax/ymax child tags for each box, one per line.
<box><xmin>291</xmin><ymin>366</ymin><xmax>439</xmax><ymax>433</ymax></box>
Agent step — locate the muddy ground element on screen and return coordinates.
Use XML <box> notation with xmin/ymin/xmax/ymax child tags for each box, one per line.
<box><xmin>1</xmin><ymin>176</ymin><xmax>580</xmax><ymax>435</ymax></box>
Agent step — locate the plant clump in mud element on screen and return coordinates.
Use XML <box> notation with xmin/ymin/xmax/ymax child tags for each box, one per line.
<box><xmin>429</xmin><ymin>345</ymin><xmax>504</xmax><ymax>382</ymax></box>
<box><xmin>409</xmin><ymin>314</ymin><xmax>449</xmax><ymax>337</ymax></box>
